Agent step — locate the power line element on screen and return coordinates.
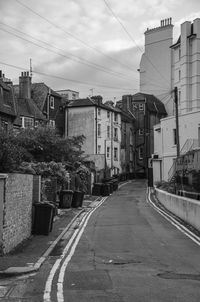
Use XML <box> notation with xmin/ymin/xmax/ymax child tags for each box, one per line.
<box><xmin>15</xmin><ymin>0</ymin><xmax>137</xmax><ymax>73</ymax></box>
<box><xmin>0</xmin><ymin>60</ymin><xmax>138</xmax><ymax>92</ymax></box>
<box><xmin>0</xmin><ymin>27</ymin><xmax>135</xmax><ymax>83</ymax></box>
<box><xmin>103</xmin><ymin>0</ymin><xmax>171</xmax><ymax>85</ymax></box>
<box><xmin>0</xmin><ymin>21</ymin><xmax>135</xmax><ymax>81</ymax></box>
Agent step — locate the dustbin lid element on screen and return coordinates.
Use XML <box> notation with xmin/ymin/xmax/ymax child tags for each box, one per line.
<box><xmin>34</xmin><ymin>202</ymin><xmax>54</xmax><ymax>208</ymax></box>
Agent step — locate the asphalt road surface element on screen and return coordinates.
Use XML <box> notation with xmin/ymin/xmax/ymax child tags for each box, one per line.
<box><xmin>5</xmin><ymin>180</ymin><xmax>200</xmax><ymax>301</ymax></box>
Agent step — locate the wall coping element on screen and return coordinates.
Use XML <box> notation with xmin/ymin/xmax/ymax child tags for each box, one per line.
<box><xmin>0</xmin><ymin>174</ymin><xmax>8</xmax><ymax>179</ymax></box>
<box><xmin>155</xmin><ymin>187</ymin><xmax>200</xmax><ymax>206</ymax></box>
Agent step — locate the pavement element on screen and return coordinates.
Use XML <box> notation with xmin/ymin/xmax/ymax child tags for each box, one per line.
<box><xmin>0</xmin><ymin>195</ymin><xmax>100</xmax><ymax>278</ymax></box>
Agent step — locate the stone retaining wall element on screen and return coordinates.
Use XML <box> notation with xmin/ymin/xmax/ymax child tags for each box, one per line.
<box><xmin>155</xmin><ymin>187</ymin><xmax>200</xmax><ymax>232</ymax></box>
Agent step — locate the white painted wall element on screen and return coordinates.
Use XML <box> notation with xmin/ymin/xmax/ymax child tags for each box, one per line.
<box><xmin>139</xmin><ymin>20</ymin><xmax>173</xmax><ymax>115</ymax></box>
<box><xmin>154</xmin><ymin>110</ymin><xmax>200</xmax><ymax>180</ymax></box>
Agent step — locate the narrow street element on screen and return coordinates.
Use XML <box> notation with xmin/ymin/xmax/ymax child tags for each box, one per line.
<box><xmin>4</xmin><ymin>180</ymin><xmax>200</xmax><ymax>301</ymax></box>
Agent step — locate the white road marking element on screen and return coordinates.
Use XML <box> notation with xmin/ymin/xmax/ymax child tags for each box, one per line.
<box><xmin>57</xmin><ymin>197</ymin><xmax>107</xmax><ymax>302</ymax></box>
<box><xmin>147</xmin><ymin>188</ymin><xmax>200</xmax><ymax>247</ymax></box>
<box><xmin>43</xmin><ymin>197</ymin><xmax>107</xmax><ymax>302</ymax></box>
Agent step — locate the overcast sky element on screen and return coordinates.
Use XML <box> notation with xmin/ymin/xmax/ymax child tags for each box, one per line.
<box><xmin>0</xmin><ymin>0</ymin><xmax>200</xmax><ymax>101</ymax></box>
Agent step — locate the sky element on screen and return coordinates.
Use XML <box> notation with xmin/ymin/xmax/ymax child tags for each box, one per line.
<box><xmin>0</xmin><ymin>0</ymin><xmax>200</xmax><ymax>102</ymax></box>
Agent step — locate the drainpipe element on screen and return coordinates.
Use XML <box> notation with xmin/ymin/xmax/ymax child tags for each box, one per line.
<box><xmin>95</xmin><ymin>106</ymin><xmax>97</xmax><ymax>154</ymax></box>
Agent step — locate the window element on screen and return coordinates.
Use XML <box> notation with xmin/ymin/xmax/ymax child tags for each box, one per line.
<box><xmin>114</xmin><ymin>128</ymin><xmax>118</xmax><ymax>140</ymax></box>
<box><xmin>23</xmin><ymin>117</ymin><xmax>34</xmax><ymax>128</ymax></box>
<box><xmin>107</xmin><ymin>111</ymin><xmax>110</xmax><ymax>118</ymax></box>
<box><xmin>139</xmin><ymin>129</ymin><xmax>144</xmax><ymax>135</ymax></box>
<box><xmin>49</xmin><ymin>119</ymin><xmax>55</xmax><ymax>128</ymax></box>
<box><xmin>72</xmin><ymin>93</ymin><xmax>76</xmax><ymax>99</ymax></box>
<box><xmin>114</xmin><ymin>113</ymin><xmax>118</xmax><ymax>122</ymax></box>
<box><xmin>114</xmin><ymin>147</ymin><xmax>118</xmax><ymax>161</ymax></box>
<box><xmin>107</xmin><ymin>147</ymin><xmax>110</xmax><ymax>158</ymax></box>
<box><xmin>139</xmin><ymin>103</ymin><xmax>144</xmax><ymax>111</ymax></box>
<box><xmin>97</xmin><ymin>145</ymin><xmax>101</xmax><ymax>154</ymax></box>
<box><xmin>173</xmin><ymin>129</ymin><xmax>177</xmax><ymax>145</ymax></box>
<box><xmin>50</xmin><ymin>96</ymin><xmax>54</xmax><ymax>109</ymax></box>
<box><xmin>107</xmin><ymin>125</ymin><xmax>110</xmax><ymax>138</ymax></box>
<box><xmin>35</xmin><ymin>120</ymin><xmax>39</xmax><ymax>127</ymax></box>
<box><xmin>97</xmin><ymin>124</ymin><xmax>101</xmax><ymax>137</ymax></box>
<box><xmin>98</xmin><ymin>108</ymin><xmax>101</xmax><ymax>116</ymax></box>
<box><xmin>139</xmin><ymin>147</ymin><xmax>143</xmax><ymax>159</ymax></box>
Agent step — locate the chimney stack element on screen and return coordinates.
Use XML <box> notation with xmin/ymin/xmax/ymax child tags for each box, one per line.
<box><xmin>19</xmin><ymin>71</ymin><xmax>31</xmax><ymax>99</ymax></box>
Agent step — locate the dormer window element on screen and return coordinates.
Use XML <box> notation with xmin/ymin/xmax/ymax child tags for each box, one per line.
<box><xmin>50</xmin><ymin>96</ymin><xmax>54</xmax><ymax>109</ymax></box>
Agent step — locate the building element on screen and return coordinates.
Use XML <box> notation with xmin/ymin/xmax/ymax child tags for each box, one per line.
<box><xmin>152</xmin><ymin>18</ymin><xmax>200</xmax><ymax>182</ymax></box>
<box><xmin>139</xmin><ymin>18</ymin><xmax>173</xmax><ymax>115</ymax></box>
<box><xmin>121</xmin><ymin>93</ymin><xmax>166</xmax><ymax>177</ymax></box>
<box><xmin>31</xmin><ymin>83</ymin><xmax>65</xmax><ymax>136</ymax></box>
<box><xmin>56</xmin><ymin>89</ymin><xmax>79</xmax><ymax>101</ymax></box>
<box><xmin>0</xmin><ymin>71</ymin><xmax>17</xmax><ymax>132</ymax></box>
<box><xmin>116</xmin><ymin>97</ymin><xmax>135</xmax><ymax>177</ymax></box>
<box><xmin>65</xmin><ymin>96</ymin><xmax>122</xmax><ymax>181</ymax></box>
<box><xmin>13</xmin><ymin>72</ymin><xmax>46</xmax><ymax>129</ymax></box>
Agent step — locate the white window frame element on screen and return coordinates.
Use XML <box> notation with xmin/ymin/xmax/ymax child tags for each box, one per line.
<box><xmin>50</xmin><ymin>96</ymin><xmax>55</xmax><ymax>109</ymax></box>
<box><xmin>22</xmin><ymin>116</ymin><xmax>34</xmax><ymax>128</ymax></box>
<box><xmin>107</xmin><ymin>111</ymin><xmax>110</xmax><ymax>118</ymax></box>
<box><xmin>139</xmin><ymin>103</ymin><xmax>144</xmax><ymax>111</ymax></box>
<box><xmin>49</xmin><ymin>119</ymin><xmax>55</xmax><ymax>128</ymax></box>
<box><xmin>139</xmin><ymin>129</ymin><xmax>144</xmax><ymax>135</ymax></box>
<box><xmin>114</xmin><ymin>113</ymin><xmax>118</xmax><ymax>122</ymax></box>
<box><xmin>98</xmin><ymin>108</ymin><xmax>101</xmax><ymax>116</ymax></box>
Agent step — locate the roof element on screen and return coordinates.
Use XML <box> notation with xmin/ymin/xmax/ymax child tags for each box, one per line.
<box><xmin>67</xmin><ymin>97</ymin><xmax>121</xmax><ymax>113</ymax></box>
<box><xmin>31</xmin><ymin>83</ymin><xmax>61</xmax><ymax>110</ymax></box>
<box><xmin>170</xmin><ymin>35</ymin><xmax>181</xmax><ymax>48</ymax></box>
<box><xmin>16</xmin><ymin>98</ymin><xmax>46</xmax><ymax>120</ymax></box>
<box><xmin>132</xmin><ymin>92</ymin><xmax>167</xmax><ymax>115</ymax></box>
<box><xmin>14</xmin><ymin>83</ymin><xmax>62</xmax><ymax>111</ymax></box>
<box><xmin>0</xmin><ymin>80</ymin><xmax>17</xmax><ymax>117</ymax></box>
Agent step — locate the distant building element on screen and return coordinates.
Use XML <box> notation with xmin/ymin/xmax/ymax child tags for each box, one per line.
<box><xmin>56</xmin><ymin>89</ymin><xmax>79</xmax><ymax>101</ymax></box>
<box><xmin>65</xmin><ymin>96</ymin><xmax>122</xmax><ymax>181</ymax></box>
<box><xmin>139</xmin><ymin>18</ymin><xmax>173</xmax><ymax>115</ymax></box>
<box><xmin>116</xmin><ymin>97</ymin><xmax>135</xmax><ymax>177</ymax></box>
<box><xmin>122</xmin><ymin>93</ymin><xmax>166</xmax><ymax>177</ymax></box>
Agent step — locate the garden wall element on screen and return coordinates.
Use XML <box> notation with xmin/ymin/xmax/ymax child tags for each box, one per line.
<box><xmin>155</xmin><ymin>187</ymin><xmax>200</xmax><ymax>232</ymax></box>
<box><xmin>0</xmin><ymin>173</ymin><xmax>33</xmax><ymax>254</ymax></box>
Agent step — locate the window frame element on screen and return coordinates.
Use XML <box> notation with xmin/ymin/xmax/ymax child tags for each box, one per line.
<box><xmin>50</xmin><ymin>96</ymin><xmax>55</xmax><ymax>109</ymax></box>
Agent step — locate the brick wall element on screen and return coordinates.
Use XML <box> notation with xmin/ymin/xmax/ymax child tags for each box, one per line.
<box><xmin>1</xmin><ymin>173</ymin><xmax>33</xmax><ymax>254</ymax></box>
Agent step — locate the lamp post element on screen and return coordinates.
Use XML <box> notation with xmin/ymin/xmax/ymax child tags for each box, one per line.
<box><xmin>174</xmin><ymin>87</ymin><xmax>180</xmax><ymax>157</ymax></box>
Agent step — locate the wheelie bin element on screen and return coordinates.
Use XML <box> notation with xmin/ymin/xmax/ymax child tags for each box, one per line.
<box><xmin>32</xmin><ymin>202</ymin><xmax>55</xmax><ymax>235</ymax></box>
<box><xmin>59</xmin><ymin>190</ymin><xmax>73</xmax><ymax>208</ymax></box>
<box><xmin>71</xmin><ymin>191</ymin><xmax>84</xmax><ymax>208</ymax></box>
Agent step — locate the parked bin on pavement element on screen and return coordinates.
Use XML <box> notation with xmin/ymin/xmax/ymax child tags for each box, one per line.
<box><xmin>107</xmin><ymin>181</ymin><xmax>114</xmax><ymax>193</ymax></box>
<box><xmin>101</xmin><ymin>183</ymin><xmax>110</xmax><ymax>196</ymax></box>
<box><xmin>71</xmin><ymin>191</ymin><xmax>84</xmax><ymax>208</ymax></box>
<box><xmin>92</xmin><ymin>183</ymin><xmax>103</xmax><ymax>196</ymax></box>
<box><xmin>59</xmin><ymin>190</ymin><xmax>73</xmax><ymax>208</ymax></box>
<box><xmin>32</xmin><ymin>202</ymin><xmax>55</xmax><ymax>235</ymax></box>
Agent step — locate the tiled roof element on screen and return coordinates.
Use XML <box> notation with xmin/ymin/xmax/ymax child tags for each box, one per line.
<box><xmin>0</xmin><ymin>80</ymin><xmax>17</xmax><ymax>117</ymax></box>
<box><xmin>133</xmin><ymin>92</ymin><xmax>167</xmax><ymax>115</ymax></box>
<box><xmin>31</xmin><ymin>83</ymin><xmax>61</xmax><ymax>110</ymax></box>
<box><xmin>15</xmin><ymin>98</ymin><xmax>46</xmax><ymax>120</ymax></box>
<box><xmin>68</xmin><ymin>97</ymin><xmax>121</xmax><ymax>113</ymax></box>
